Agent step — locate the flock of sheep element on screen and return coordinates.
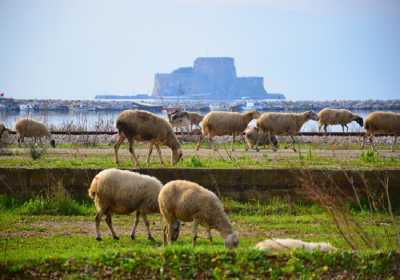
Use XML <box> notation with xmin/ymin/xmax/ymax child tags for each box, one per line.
<box><xmin>1</xmin><ymin>108</ymin><xmax>399</xmax><ymax>167</ymax></box>
<box><xmin>88</xmin><ymin>167</ymin><xmax>336</xmax><ymax>252</ymax></box>
<box><xmin>2</xmin><ymin>108</ymin><xmax>398</xmax><ymax>252</ymax></box>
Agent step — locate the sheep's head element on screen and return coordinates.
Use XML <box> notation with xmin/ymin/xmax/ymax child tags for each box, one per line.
<box><xmin>172</xmin><ymin>148</ymin><xmax>183</xmax><ymax>165</ymax></box>
<box><xmin>170</xmin><ymin>220</ymin><xmax>181</xmax><ymax>241</ymax></box>
<box><xmin>305</xmin><ymin>111</ymin><xmax>319</xmax><ymax>121</ymax></box>
<box><xmin>244</xmin><ymin>127</ymin><xmax>258</xmax><ymax>138</ymax></box>
<box><xmin>224</xmin><ymin>231</ymin><xmax>239</xmax><ymax>249</ymax></box>
<box><xmin>354</xmin><ymin>116</ymin><xmax>364</xmax><ymax>127</ymax></box>
<box><xmin>50</xmin><ymin>139</ymin><xmax>56</xmax><ymax>148</ymax></box>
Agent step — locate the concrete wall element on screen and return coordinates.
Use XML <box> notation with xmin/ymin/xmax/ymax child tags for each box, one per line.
<box><xmin>0</xmin><ymin>167</ymin><xmax>399</xmax><ymax>208</ymax></box>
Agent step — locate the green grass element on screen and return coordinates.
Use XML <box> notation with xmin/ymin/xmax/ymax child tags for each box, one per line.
<box><xmin>0</xmin><ymin>196</ymin><xmax>399</xmax><ymax>278</ymax></box>
<box><xmin>0</xmin><ymin>150</ymin><xmax>399</xmax><ymax>169</ymax></box>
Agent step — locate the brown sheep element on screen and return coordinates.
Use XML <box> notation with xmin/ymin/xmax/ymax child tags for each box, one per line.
<box><xmin>114</xmin><ymin>110</ymin><xmax>183</xmax><ymax>167</ymax></box>
<box><xmin>196</xmin><ymin>110</ymin><xmax>260</xmax><ymax>151</ymax></box>
<box><xmin>362</xmin><ymin>111</ymin><xmax>400</xmax><ymax>151</ymax></box>
<box><xmin>256</xmin><ymin>111</ymin><xmax>319</xmax><ymax>152</ymax></box>
<box><xmin>318</xmin><ymin>108</ymin><xmax>363</xmax><ymax>133</ymax></box>
<box><xmin>15</xmin><ymin>119</ymin><xmax>56</xmax><ymax>147</ymax></box>
<box><xmin>158</xmin><ymin>180</ymin><xmax>239</xmax><ymax>249</ymax></box>
<box><xmin>187</xmin><ymin>112</ymin><xmax>203</xmax><ymax>131</ymax></box>
<box><xmin>243</xmin><ymin>126</ymin><xmax>278</xmax><ymax>151</ymax></box>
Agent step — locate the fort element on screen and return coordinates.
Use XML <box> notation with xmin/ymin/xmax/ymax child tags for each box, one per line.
<box><xmin>151</xmin><ymin>57</ymin><xmax>285</xmax><ymax>100</ymax></box>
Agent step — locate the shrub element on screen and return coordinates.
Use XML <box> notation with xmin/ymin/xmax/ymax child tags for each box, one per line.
<box><xmin>29</xmin><ymin>144</ymin><xmax>47</xmax><ymax>160</ymax></box>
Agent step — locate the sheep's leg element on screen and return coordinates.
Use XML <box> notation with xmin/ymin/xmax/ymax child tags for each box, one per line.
<box><xmin>191</xmin><ymin>220</ymin><xmax>199</xmax><ymax>247</ymax></box>
<box><xmin>209</xmin><ymin>136</ymin><xmax>217</xmax><ymax>151</ymax></box>
<box><xmin>114</xmin><ymin>134</ymin><xmax>126</xmax><ymax>164</ymax></box>
<box><xmin>207</xmin><ymin>228</ymin><xmax>213</xmax><ymax>244</ymax></box>
<box><xmin>369</xmin><ymin>135</ymin><xmax>376</xmax><ymax>151</ymax></box>
<box><xmin>231</xmin><ymin>133</ymin><xmax>236</xmax><ymax>151</ymax></box>
<box><xmin>361</xmin><ymin>134</ymin><xmax>367</xmax><ymax>149</ymax></box>
<box><xmin>269</xmin><ymin>132</ymin><xmax>277</xmax><ymax>152</ymax></box>
<box><xmin>196</xmin><ymin>134</ymin><xmax>203</xmax><ymax>151</ymax></box>
<box><xmin>142</xmin><ymin>213</ymin><xmax>155</xmax><ymax>241</ymax></box>
<box><xmin>146</xmin><ymin>143</ymin><xmax>154</xmax><ymax>164</ymax></box>
<box><xmin>130</xmin><ymin>211</ymin><xmax>140</xmax><ymax>240</ymax></box>
<box><xmin>95</xmin><ymin>211</ymin><xmax>104</xmax><ymax>241</ymax></box>
<box><xmin>167</xmin><ymin>223</ymin><xmax>176</xmax><ymax>245</ymax></box>
<box><xmin>318</xmin><ymin>124</ymin><xmax>322</xmax><ymax>133</ymax></box>
<box><xmin>163</xmin><ymin>225</ymin><xmax>168</xmax><ymax>246</ymax></box>
<box><xmin>39</xmin><ymin>137</ymin><xmax>43</xmax><ymax>145</ymax></box>
<box><xmin>105</xmin><ymin>214</ymin><xmax>119</xmax><ymax>240</ymax></box>
<box><xmin>255</xmin><ymin>135</ymin><xmax>261</xmax><ymax>152</ymax></box>
<box><xmin>345</xmin><ymin>124</ymin><xmax>349</xmax><ymax>132</ymax></box>
<box><xmin>324</xmin><ymin>125</ymin><xmax>328</xmax><ymax>135</ymax></box>
<box><xmin>290</xmin><ymin>136</ymin><xmax>297</xmax><ymax>152</ymax></box>
<box><xmin>155</xmin><ymin>144</ymin><xmax>165</xmax><ymax>165</ymax></box>
<box><xmin>128</xmin><ymin>138</ymin><xmax>140</xmax><ymax>167</ymax></box>
<box><xmin>392</xmin><ymin>136</ymin><xmax>397</xmax><ymax>152</ymax></box>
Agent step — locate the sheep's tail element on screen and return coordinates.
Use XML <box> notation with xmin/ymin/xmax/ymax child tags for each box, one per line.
<box><xmin>88</xmin><ymin>175</ymin><xmax>100</xmax><ymax>199</ymax></box>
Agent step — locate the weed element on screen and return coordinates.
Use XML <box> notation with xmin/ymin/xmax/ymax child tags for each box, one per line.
<box><xmin>29</xmin><ymin>144</ymin><xmax>47</xmax><ymax>160</ymax></box>
<box><xmin>359</xmin><ymin>150</ymin><xmax>379</xmax><ymax>163</ymax></box>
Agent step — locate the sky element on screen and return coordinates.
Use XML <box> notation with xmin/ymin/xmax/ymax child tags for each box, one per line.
<box><xmin>0</xmin><ymin>0</ymin><xmax>399</xmax><ymax>100</ymax></box>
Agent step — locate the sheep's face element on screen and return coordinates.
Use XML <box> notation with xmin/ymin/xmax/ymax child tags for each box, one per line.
<box><xmin>170</xmin><ymin>220</ymin><xmax>181</xmax><ymax>241</ymax></box>
<box><xmin>306</xmin><ymin>111</ymin><xmax>319</xmax><ymax>121</ymax></box>
<box><xmin>50</xmin><ymin>139</ymin><xmax>56</xmax><ymax>148</ymax></box>
<box><xmin>172</xmin><ymin>148</ymin><xmax>183</xmax><ymax>165</ymax></box>
<box><xmin>224</xmin><ymin>232</ymin><xmax>239</xmax><ymax>249</ymax></box>
<box><xmin>244</xmin><ymin>127</ymin><xmax>258</xmax><ymax>139</ymax></box>
<box><xmin>355</xmin><ymin>116</ymin><xmax>364</xmax><ymax>127</ymax></box>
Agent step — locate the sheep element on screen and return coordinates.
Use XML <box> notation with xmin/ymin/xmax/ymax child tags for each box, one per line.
<box><xmin>255</xmin><ymin>238</ymin><xmax>337</xmax><ymax>253</ymax></box>
<box><xmin>362</xmin><ymin>111</ymin><xmax>400</xmax><ymax>152</ymax></box>
<box><xmin>158</xmin><ymin>180</ymin><xmax>239</xmax><ymax>249</ymax></box>
<box><xmin>15</xmin><ymin>119</ymin><xmax>56</xmax><ymax>147</ymax></box>
<box><xmin>88</xmin><ymin>168</ymin><xmax>181</xmax><ymax>241</ymax></box>
<box><xmin>256</xmin><ymin>111</ymin><xmax>319</xmax><ymax>152</ymax></box>
<box><xmin>196</xmin><ymin>110</ymin><xmax>261</xmax><ymax>151</ymax></box>
<box><xmin>318</xmin><ymin>108</ymin><xmax>363</xmax><ymax>133</ymax></box>
<box><xmin>0</xmin><ymin>123</ymin><xmax>9</xmax><ymax>145</ymax></box>
<box><xmin>243</xmin><ymin>126</ymin><xmax>278</xmax><ymax>151</ymax></box>
<box><xmin>187</xmin><ymin>112</ymin><xmax>203</xmax><ymax>132</ymax></box>
<box><xmin>114</xmin><ymin>110</ymin><xmax>183</xmax><ymax>167</ymax></box>
<box><xmin>167</xmin><ymin>111</ymin><xmax>191</xmax><ymax>133</ymax></box>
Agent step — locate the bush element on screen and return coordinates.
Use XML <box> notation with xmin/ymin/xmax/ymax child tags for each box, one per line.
<box><xmin>29</xmin><ymin>144</ymin><xmax>47</xmax><ymax>160</ymax></box>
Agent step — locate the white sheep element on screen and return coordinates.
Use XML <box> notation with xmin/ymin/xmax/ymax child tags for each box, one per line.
<box><xmin>318</xmin><ymin>108</ymin><xmax>363</xmax><ymax>133</ymax></box>
<box><xmin>362</xmin><ymin>111</ymin><xmax>400</xmax><ymax>151</ymax></box>
<box><xmin>196</xmin><ymin>110</ymin><xmax>260</xmax><ymax>151</ymax></box>
<box><xmin>243</xmin><ymin>126</ymin><xmax>278</xmax><ymax>151</ymax></box>
<box><xmin>15</xmin><ymin>119</ymin><xmax>56</xmax><ymax>147</ymax></box>
<box><xmin>187</xmin><ymin>112</ymin><xmax>203</xmax><ymax>132</ymax></box>
<box><xmin>88</xmin><ymin>168</ymin><xmax>180</xmax><ymax>241</ymax></box>
<box><xmin>256</xmin><ymin>111</ymin><xmax>319</xmax><ymax>152</ymax></box>
<box><xmin>158</xmin><ymin>180</ymin><xmax>239</xmax><ymax>249</ymax></box>
<box><xmin>114</xmin><ymin>110</ymin><xmax>183</xmax><ymax>167</ymax></box>
<box><xmin>255</xmin><ymin>238</ymin><xmax>337</xmax><ymax>253</ymax></box>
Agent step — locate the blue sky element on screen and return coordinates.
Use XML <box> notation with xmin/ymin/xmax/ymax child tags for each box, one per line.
<box><xmin>1</xmin><ymin>0</ymin><xmax>399</xmax><ymax>100</ymax></box>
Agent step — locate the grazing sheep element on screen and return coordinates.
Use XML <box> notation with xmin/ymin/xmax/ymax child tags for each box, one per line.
<box><xmin>255</xmin><ymin>238</ymin><xmax>337</xmax><ymax>253</ymax></box>
<box><xmin>256</xmin><ymin>111</ymin><xmax>319</xmax><ymax>152</ymax></box>
<box><xmin>318</xmin><ymin>108</ymin><xmax>363</xmax><ymax>133</ymax></box>
<box><xmin>196</xmin><ymin>110</ymin><xmax>260</xmax><ymax>151</ymax></box>
<box><xmin>187</xmin><ymin>112</ymin><xmax>203</xmax><ymax>131</ymax></box>
<box><xmin>167</xmin><ymin>111</ymin><xmax>191</xmax><ymax>133</ymax></box>
<box><xmin>158</xmin><ymin>180</ymin><xmax>239</xmax><ymax>249</ymax></box>
<box><xmin>88</xmin><ymin>168</ymin><xmax>180</xmax><ymax>241</ymax></box>
<box><xmin>15</xmin><ymin>119</ymin><xmax>56</xmax><ymax>147</ymax></box>
<box><xmin>114</xmin><ymin>110</ymin><xmax>183</xmax><ymax>167</ymax></box>
<box><xmin>243</xmin><ymin>126</ymin><xmax>278</xmax><ymax>151</ymax></box>
<box><xmin>0</xmin><ymin>123</ymin><xmax>9</xmax><ymax>145</ymax></box>
<box><xmin>362</xmin><ymin>111</ymin><xmax>400</xmax><ymax>151</ymax></box>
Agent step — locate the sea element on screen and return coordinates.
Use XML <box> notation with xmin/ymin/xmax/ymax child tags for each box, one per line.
<box><xmin>0</xmin><ymin>110</ymin><xmax>383</xmax><ymax>133</ymax></box>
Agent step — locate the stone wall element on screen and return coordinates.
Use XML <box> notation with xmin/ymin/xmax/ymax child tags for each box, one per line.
<box><xmin>1</xmin><ymin>168</ymin><xmax>399</xmax><ymax>209</ymax></box>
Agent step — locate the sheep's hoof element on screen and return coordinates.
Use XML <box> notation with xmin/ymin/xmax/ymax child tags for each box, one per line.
<box><xmin>130</xmin><ymin>235</ymin><xmax>135</xmax><ymax>240</ymax></box>
<box><xmin>148</xmin><ymin>236</ymin><xmax>156</xmax><ymax>242</ymax></box>
<box><xmin>96</xmin><ymin>237</ymin><xmax>102</xmax><ymax>241</ymax></box>
<box><xmin>113</xmin><ymin>236</ymin><xmax>120</xmax><ymax>240</ymax></box>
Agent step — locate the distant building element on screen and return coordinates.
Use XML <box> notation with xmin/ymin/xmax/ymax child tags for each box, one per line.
<box><xmin>152</xmin><ymin>57</ymin><xmax>285</xmax><ymax>100</ymax></box>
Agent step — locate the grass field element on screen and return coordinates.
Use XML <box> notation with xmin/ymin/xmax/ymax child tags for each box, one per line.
<box><xmin>0</xmin><ymin>195</ymin><xmax>399</xmax><ymax>278</ymax></box>
<box><xmin>1</xmin><ymin>142</ymin><xmax>400</xmax><ymax>169</ymax></box>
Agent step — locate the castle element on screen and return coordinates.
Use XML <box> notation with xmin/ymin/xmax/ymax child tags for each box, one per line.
<box><xmin>151</xmin><ymin>57</ymin><xmax>285</xmax><ymax>100</ymax></box>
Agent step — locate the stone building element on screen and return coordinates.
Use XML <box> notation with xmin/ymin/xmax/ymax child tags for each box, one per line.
<box><xmin>152</xmin><ymin>57</ymin><xmax>285</xmax><ymax>100</ymax></box>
